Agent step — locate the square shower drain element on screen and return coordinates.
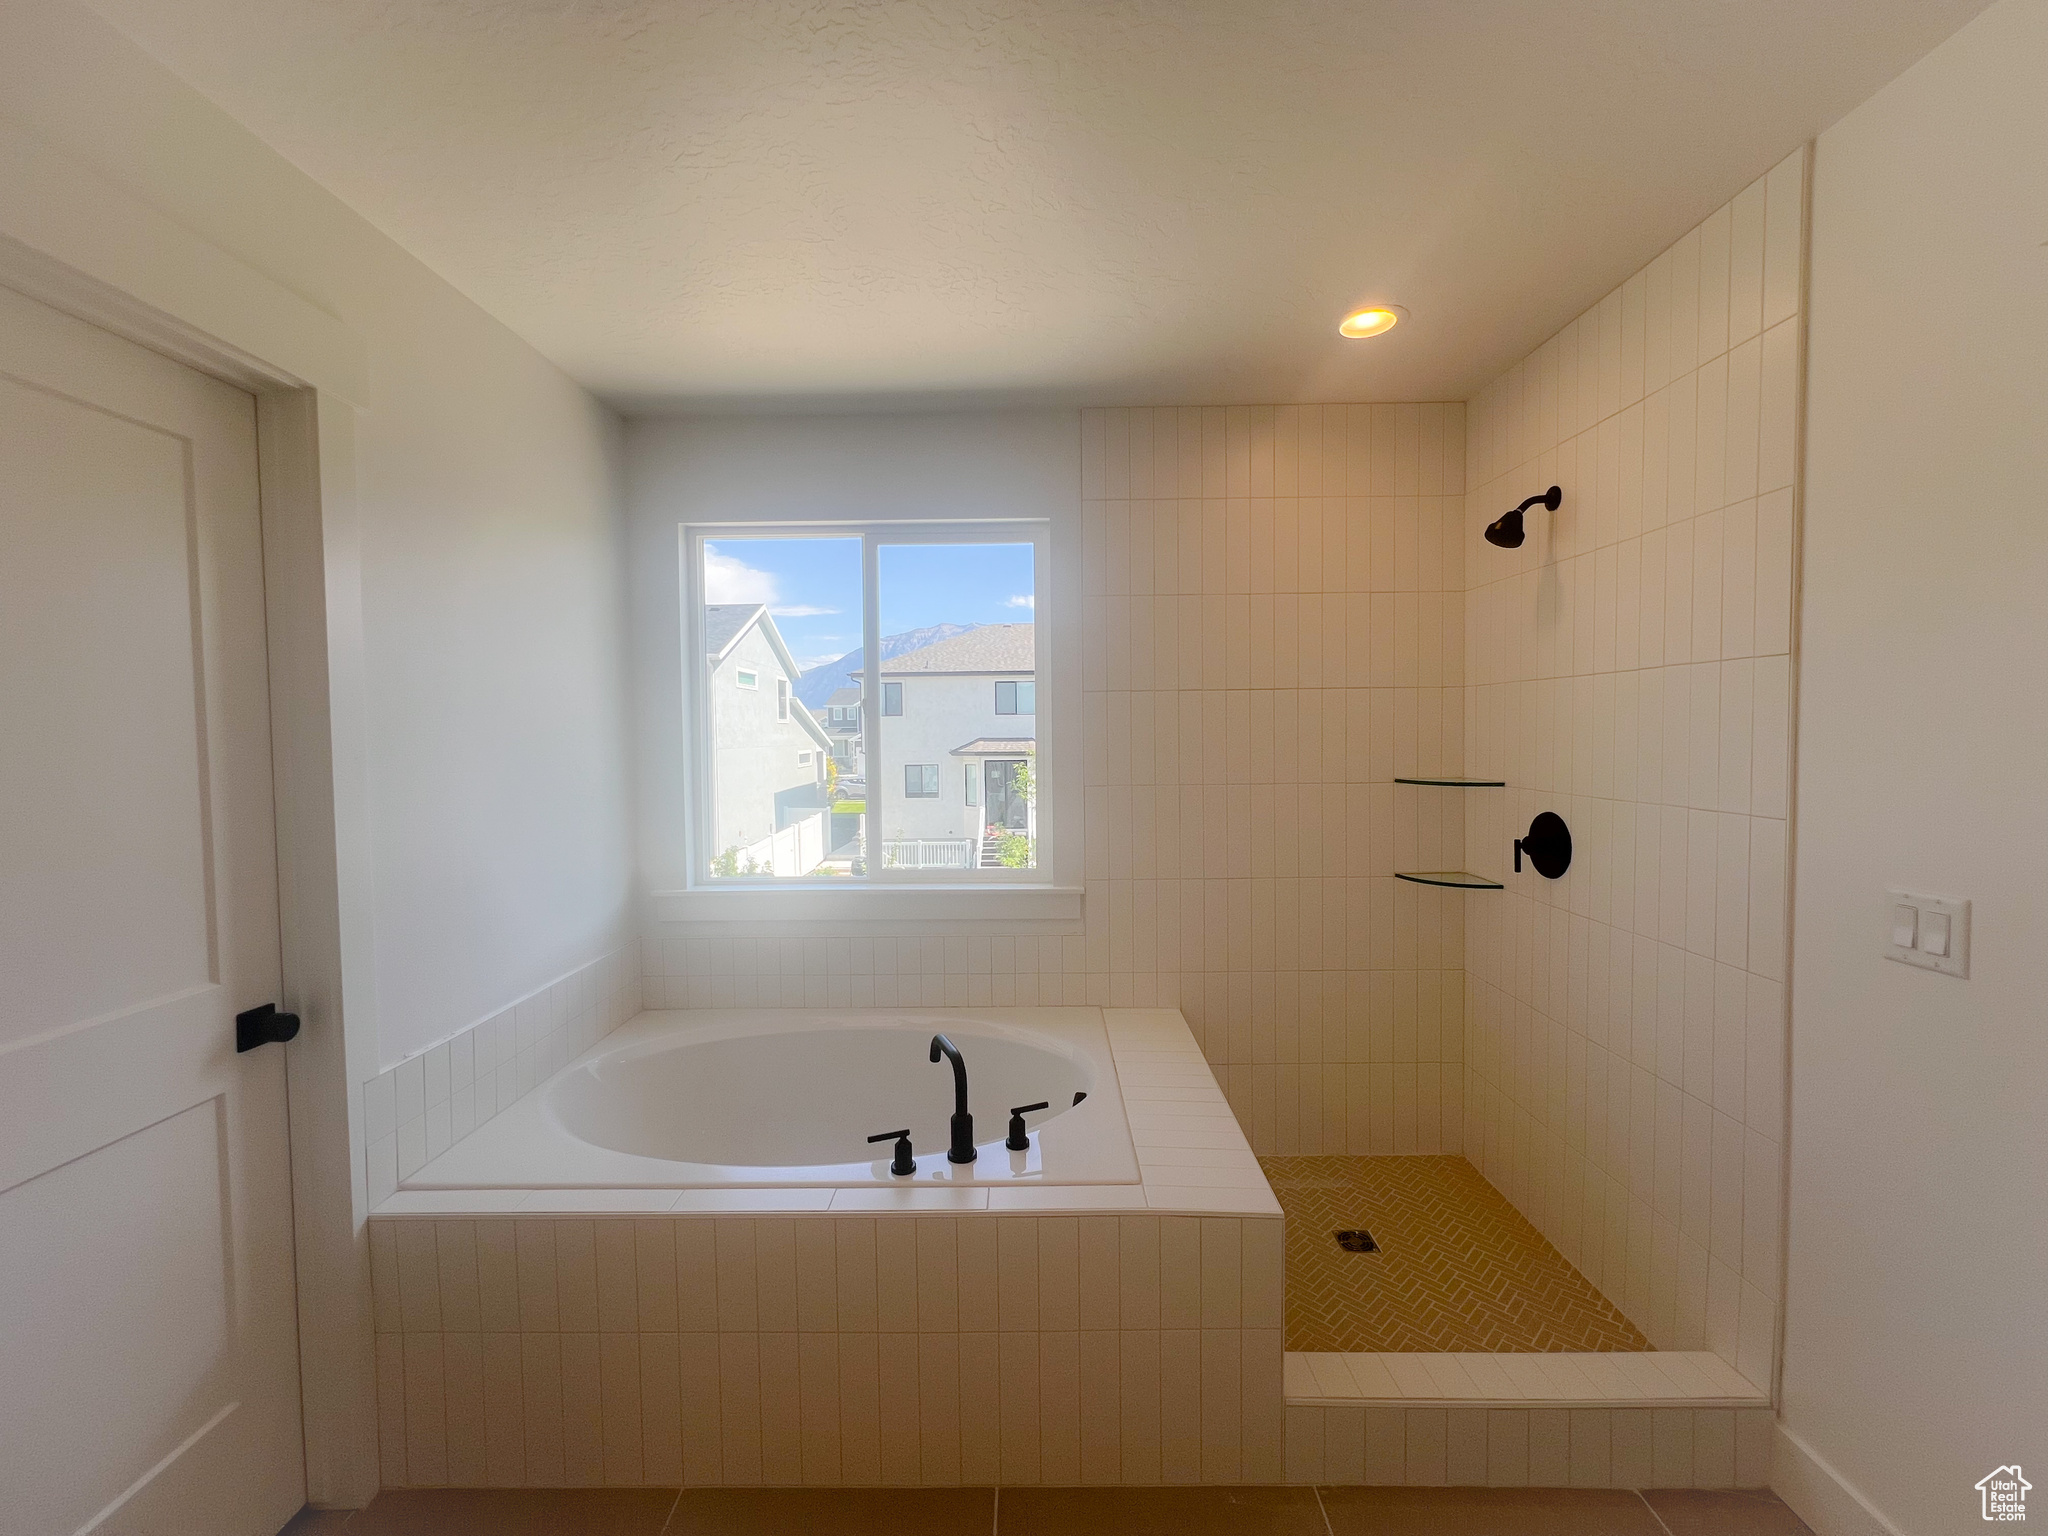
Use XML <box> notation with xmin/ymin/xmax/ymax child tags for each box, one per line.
<box><xmin>1332</xmin><ymin>1229</ymin><xmax>1379</xmax><ymax>1253</ymax></box>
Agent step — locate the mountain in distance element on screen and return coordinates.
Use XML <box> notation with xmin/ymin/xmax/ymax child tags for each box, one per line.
<box><xmin>795</xmin><ymin>623</ymin><xmax>977</xmax><ymax>710</ymax></box>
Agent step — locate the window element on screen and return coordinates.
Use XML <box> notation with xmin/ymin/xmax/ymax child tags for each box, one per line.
<box><xmin>688</xmin><ymin>523</ymin><xmax>1047</xmax><ymax>887</ymax></box>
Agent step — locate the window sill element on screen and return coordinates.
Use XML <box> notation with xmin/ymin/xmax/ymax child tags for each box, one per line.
<box><xmin>650</xmin><ymin>884</ymin><xmax>1085</xmax><ymax>935</ymax></box>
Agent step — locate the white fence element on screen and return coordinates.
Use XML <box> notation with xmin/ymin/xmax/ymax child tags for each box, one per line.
<box><xmin>735</xmin><ymin>810</ymin><xmax>826</xmax><ymax>877</ymax></box>
<box><xmin>881</xmin><ymin>837</ymin><xmax>976</xmax><ymax>870</ymax></box>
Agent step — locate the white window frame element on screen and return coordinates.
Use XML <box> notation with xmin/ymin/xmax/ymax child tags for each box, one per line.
<box><xmin>735</xmin><ymin>668</ymin><xmax>758</xmax><ymax>690</ymax></box>
<box><xmin>776</xmin><ymin>677</ymin><xmax>790</xmax><ymax>721</ymax></box>
<box><xmin>667</xmin><ymin>519</ymin><xmax>1078</xmax><ymax>925</ymax></box>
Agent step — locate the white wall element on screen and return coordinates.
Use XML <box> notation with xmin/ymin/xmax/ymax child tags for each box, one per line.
<box><xmin>625</xmin><ymin>410</ymin><xmax>1078</xmax><ymax>892</ymax></box>
<box><xmin>1782</xmin><ymin>0</ymin><xmax>2048</xmax><ymax>1528</ymax></box>
<box><xmin>0</xmin><ymin>0</ymin><xmax>638</xmax><ymax>1071</ymax></box>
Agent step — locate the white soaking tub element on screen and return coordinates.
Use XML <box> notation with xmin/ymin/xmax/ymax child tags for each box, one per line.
<box><xmin>407</xmin><ymin>1008</ymin><xmax>1141</xmax><ymax>1191</ymax></box>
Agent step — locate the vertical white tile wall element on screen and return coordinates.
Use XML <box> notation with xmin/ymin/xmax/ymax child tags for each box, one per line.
<box><xmin>1459</xmin><ymin>148</ymin><xmax>1805</xmax><ymax>1387</ymax></box>
<box><xmin>644</xmin><ymin>406</ymin><xmax>1472</xmax><ymax>1161</ymax></box>
<box><xmin>364</xmin><ymin>942</ymin><xmax>643</xmax><ymax>1205</ymax></box>
<box><xmin>371</xmin><ymin>1211</ymin><xmax>1284</xmax><ymax>1489</ymax></box>
<box><xmin>1082</xmin><ymin>407</ymin><xmax>1470</xmax><ymax>1158</ymax></box>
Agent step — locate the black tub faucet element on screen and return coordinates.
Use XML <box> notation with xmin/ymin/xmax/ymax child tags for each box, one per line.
<box><xmin>929</xmin><ymin>1033</ymin><xmax>977</xmax><ymax>1163</ymax></box>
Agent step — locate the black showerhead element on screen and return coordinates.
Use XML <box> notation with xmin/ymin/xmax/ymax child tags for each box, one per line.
<box><xmin>1484</xmin><ymin>485</ymin><xmax>1561</xmax><ymax>549</ymax></box>
<box><xmin>1483</xmin><ymin>508</ymin><xmax>1526</xmax><ymax>549</ymax></box>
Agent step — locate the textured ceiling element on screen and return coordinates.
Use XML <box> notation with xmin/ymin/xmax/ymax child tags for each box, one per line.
<box><xmin>86</xmin><ymin>0</ymin><xmax>1987</xmax><ymax>410</ymax></box>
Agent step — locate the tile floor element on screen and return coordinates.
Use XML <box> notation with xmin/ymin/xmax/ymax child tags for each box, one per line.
<box><xmin>1262</xmin><ymin>1156</ymin><xmax>1649</xmax><ymax>1353</ymax></box>
<box><xmin>281</xmin><ymin>1484</ymin><xmax>1815</xmax><ymax>1534</ymax></box>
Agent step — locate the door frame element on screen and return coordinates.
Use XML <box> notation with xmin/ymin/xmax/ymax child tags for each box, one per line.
<box><xmin>0</xmin><ymin>201</ymin><xmax>382</xmax><ymax>1505</ymax></box>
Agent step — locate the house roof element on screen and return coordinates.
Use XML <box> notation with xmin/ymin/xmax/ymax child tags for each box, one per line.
<box><xmin>951</xmin><ymin>737</ymin><xmax>1036</xmax><ymax>757</ymax></box>
<box><xmin>883</xmin><ymin>623</ymin><xmax>1034</xmax><ymax>675</ymax></box>
<box><xmin>826</xmin><ymin>686</ymin><xmax>861</xmax><ymax>707</ymax></box>
<box><xmin>704</xmin><ymin>603</ymin><xmax>831</xmax><ymax>752</ymax></box>
<box><xmin>792</xmin><ymin>702</ymin><xmax>832</xmax><ymax>753</ymax></box>
<box><xmin>704</xmin><ymin>602</ymin><xmax>763</xmax><ymax>661</ymax></box>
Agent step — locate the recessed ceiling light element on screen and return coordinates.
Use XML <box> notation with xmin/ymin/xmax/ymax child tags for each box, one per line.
<box><xmin>1338</xmin><ymin>305</ymin><xmax>1405</xmax><ymax>339</ymax></box>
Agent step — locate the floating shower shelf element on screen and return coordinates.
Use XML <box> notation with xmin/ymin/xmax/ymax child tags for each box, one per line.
<box><xmin>1394</xmin><ymin>870</ymin><xmax>1504</xmax><ymax>890</ymax></box>
<box><xmin>1394</xmin><ymin>777</ymin><xmax>1506</xmax><ymax>787</ymax></box>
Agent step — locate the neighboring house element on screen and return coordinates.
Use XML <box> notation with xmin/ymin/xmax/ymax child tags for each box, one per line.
<box><xmin>704</xmin><ymin>603</ymin><xmax>833</xmax><ymax>873</ymax></box>
<box><xmin>872</xmin><ymin>624</ymin><xmax>1035</xmax><ymax>866</ymax></box>
<box><xmin>820</xmin><ymin>685</ymin><xmax>864</xmax><ymax>779</ymax></box>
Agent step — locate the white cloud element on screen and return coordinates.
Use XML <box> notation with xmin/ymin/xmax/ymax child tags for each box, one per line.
<box><xmin>1005</xmin><ymin>594</ymin><xmax>1036</xmax><ymax>610</ymax></box>
<box><xmin>703</xmin><ymin>548</ymin><xmax>778</xmax><ymax>606</ymax></box>
<box><xmin>703</xmin><ymin>549</ymin><xmax>839</xmax><ymax>618</ymax></box>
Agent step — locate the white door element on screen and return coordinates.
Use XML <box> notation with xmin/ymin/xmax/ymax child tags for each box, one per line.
<box><xmin>0</xmin><ymin>285</ymin><xmax>305</xmax><ymax>1535</ymax></box>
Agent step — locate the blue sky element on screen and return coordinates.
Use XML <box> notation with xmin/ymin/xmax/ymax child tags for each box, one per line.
<box><xmin>705</xmin><ymin>537</ymin><xmax>1034</xmax><ymax>675</ymax></box>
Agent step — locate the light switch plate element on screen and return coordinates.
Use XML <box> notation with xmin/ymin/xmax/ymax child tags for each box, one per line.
<box><xmin>1884</xmin><ymin>889</ymin><xmax>1970</xmax><ymax>978</ymax></box>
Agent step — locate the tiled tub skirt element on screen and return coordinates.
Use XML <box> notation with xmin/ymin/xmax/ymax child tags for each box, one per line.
<box><xmin>369</xmin><ymin>1211</ymin><xmax>1769</xmax><ymax>1491</ymax></box>
<box><xmin>369</xmin><ymin>1210</ymin><xmax>1285</xmax><ymax>1488</ymax></box>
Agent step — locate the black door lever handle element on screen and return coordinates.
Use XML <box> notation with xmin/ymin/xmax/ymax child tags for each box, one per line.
<box><xmin>236</xmin><ymin>1003</ymin><xmax>300</xmax><ymax>1053</ymax></box>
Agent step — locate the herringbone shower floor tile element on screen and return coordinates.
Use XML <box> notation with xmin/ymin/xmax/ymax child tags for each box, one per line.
<box><xmin>1262</xmin><ymin>1154</ymin><xmax>1651</xmax><ymax>1354</ymax></box>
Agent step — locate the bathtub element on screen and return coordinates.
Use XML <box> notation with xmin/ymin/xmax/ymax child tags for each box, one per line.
<box><xmin>406</xmin><ymin>1007</ymin><xmax>1141</xmax><ymax>1190</ymax></box>
<box><xmin>370</xmin><ymin>1008</ymin><xmax>1288</xmax><ymax>1490</ymax></box>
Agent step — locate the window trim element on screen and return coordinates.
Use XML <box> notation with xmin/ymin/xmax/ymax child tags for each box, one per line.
<box><xmin>903</xmin><ymin>763</ymin><xmax>939</xmax><ymax>799</ymax></box>
<box><xmin>672</xmin><ymin>518</ymin><xmax>1075</xmax><ymax>923</ymax></box>
<box><xmin>881</xmin><ymin>681</ymin><xmax>902</xmax><ymax>716</ymax></box>
<box><xmin>735</xmin><ymin>668</ymin><xmax>758</xmax><ymax>690</ymax></box>
<box><xmin>776</xmin><ymin>677</ymin><xmax>790</xmax><ymax>721</ymax></box>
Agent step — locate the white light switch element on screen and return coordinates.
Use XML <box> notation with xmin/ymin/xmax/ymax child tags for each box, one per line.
<box><xmin>1884</xmin><ymin>889</ymin><xmax>1969</xmax><ymax>978</ymax></box>
<box><xmin>1918</xmin><ymin>910</ymin><xmax>1950</xmax><ymax>957</ymax></box>
<box><xmin>1890</xmin><ymin>905</ymin><xmax>1918</xmax><ymax>949</ymax></box>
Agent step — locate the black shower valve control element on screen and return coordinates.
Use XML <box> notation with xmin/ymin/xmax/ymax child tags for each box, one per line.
<box><xmin>867</xmin><ymin>1129</ymin><xmax>916</xmax><ymax>1177</ymax></box>
<box><xmin>1005</xmin><ymin>1102</ymin><xmax>1050</xmax><ymax>1152</ymax></box>
<box><xmin>1513</xmin><ymin>811</ymin><xmax>1573</xmax><ymax>880</ymax></box>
